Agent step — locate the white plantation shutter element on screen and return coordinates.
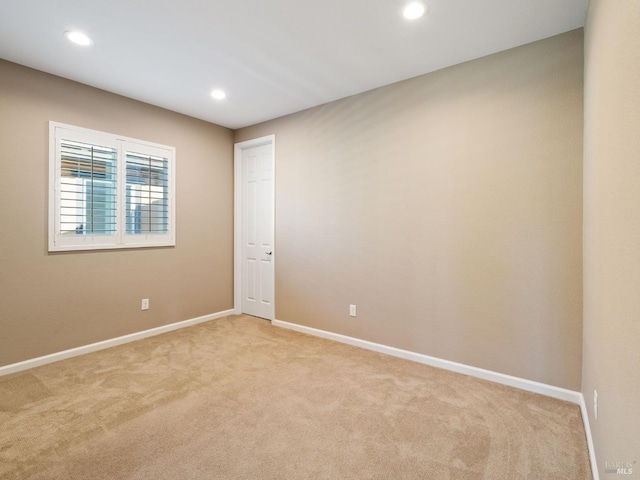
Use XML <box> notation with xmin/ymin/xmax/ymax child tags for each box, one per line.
<box><xmin>125</xmin><ymin>151</ymin><xmax>169</xmax><ymax>235</ymax></box>
<box><xmin>59</xmin><ymin>140</ymin><xmax>118</xmax><ymax>236</ymax></box>
<box><xmin>49</xmin><ymin>122</ymin><xmax>175</xmax><ymax>251</ymax></box>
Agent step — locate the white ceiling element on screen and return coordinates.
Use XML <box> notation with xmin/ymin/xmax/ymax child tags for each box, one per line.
<box><xmin>0</xmin><ymin>0</ymin><xmax>587</xmax><ymax>130</ymax></box>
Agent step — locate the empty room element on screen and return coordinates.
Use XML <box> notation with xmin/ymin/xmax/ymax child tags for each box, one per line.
<box><xmin>0</xmin><ymin>0</ymin><xmax>638</xmax><ymax>478</ymax></box>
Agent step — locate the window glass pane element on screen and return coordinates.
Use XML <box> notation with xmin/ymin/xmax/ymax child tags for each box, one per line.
<box><xmin>59</xmin><ymin>140</ymin><xmax>117</xmax><ymax>236</ymax></box>
<box><xmin>125</xmin><ymin>152</ymin><xmax>169</xmax><ymax>235</ymax></box>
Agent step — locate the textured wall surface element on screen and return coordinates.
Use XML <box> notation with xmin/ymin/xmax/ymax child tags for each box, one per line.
<box><xmin>0</xmin><ymin>60</ymin><xmax>234</xmax><ymax>367</ymax></box>
<box><xmin>583</xmin><ymin>0</ymin><xmax>640</xmax><ymax>475</ymax></box>
<box><xmin>236</xmin><ymin>30</ymin><xmax>584</xmax><ymax>390</ymax></box>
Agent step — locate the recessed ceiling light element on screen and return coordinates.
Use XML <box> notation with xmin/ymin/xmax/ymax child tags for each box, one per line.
<box><xmin>211</xmin><ymin>89</ymin><xmax>226</xmax><ymax>100</ymax></box>
<box><xmin>64</xmin><ymin>31</ymin><xmax>93</xmax><ymax>46</ymax></box>
<box><xmin>403</xmin><ymin>2</ymin><xmax>427</xmax><ymax>20</ymax></box>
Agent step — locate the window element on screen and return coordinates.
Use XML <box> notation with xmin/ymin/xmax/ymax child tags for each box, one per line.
<box><xmin>49</xmin><ymin>122</ymin><xmax>175</xmax><ymax>251</ymax></box>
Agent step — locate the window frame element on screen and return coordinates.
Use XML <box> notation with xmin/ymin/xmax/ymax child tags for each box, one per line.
<box><xmin>49</xmin><ymin>122</ymin><xmax>176</xmax><ymax>252</ymax></box>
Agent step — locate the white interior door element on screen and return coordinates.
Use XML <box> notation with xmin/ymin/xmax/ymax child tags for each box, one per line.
<box><xmin>238</xmin><ymin>140</ymin><xmax>274</xmax><ymax>319</ymax></box>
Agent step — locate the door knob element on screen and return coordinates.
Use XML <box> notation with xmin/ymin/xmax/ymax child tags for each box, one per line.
<box><xmin>266</xmin><ymin>251</ymin><xmax>272</xmax><ymax>255</ymax></box>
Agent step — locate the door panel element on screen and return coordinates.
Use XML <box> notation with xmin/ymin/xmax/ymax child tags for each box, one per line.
<box><xmin>241</xmin><ymin>143</ymin><xmax>274</xmax><ymax>319</ymax></box>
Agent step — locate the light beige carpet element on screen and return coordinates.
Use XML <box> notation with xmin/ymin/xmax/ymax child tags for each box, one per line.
<box><xmin>1</xmin><ymin>315</ymin><xmax>591</xmax><ymax>479</ymax></box>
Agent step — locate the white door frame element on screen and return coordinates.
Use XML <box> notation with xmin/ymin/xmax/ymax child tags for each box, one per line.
<box><xmin>233</xmin><ymin>134</ymin><xmax>276</xmax><ymax>320</ymax></box>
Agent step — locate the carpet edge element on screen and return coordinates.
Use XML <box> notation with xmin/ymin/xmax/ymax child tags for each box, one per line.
<box><xmin>0</xmin><ymin>308</ymin><xmax>236</xmax><ymax>377</ymax></box>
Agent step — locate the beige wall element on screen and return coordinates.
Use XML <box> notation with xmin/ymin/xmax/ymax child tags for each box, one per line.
<box><xmin>0</xmin><ymin>60</ymin><xmax>234</xmax><ymax>367</ymax></box>
<box><xmin>236</xmin><ymin>30</ymin><xmax>584</xmax><ymax>390</ymax></box>
<box><xmin>583</xmin><ymin>0</ymin><xmax>640</xmax><ymax>475</ymax></box>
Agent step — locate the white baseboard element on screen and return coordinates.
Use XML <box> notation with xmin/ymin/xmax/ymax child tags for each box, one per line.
<box><xmin>579</xmin><ymin>393</ymin><xmax>600</xmax><ymax>480</ymax></box>
<box><xmin>273</xmin><ymin>319</ymin><xmax>581</xmax><ymax>403</ymax></box>
<box><xmin>273</xmin><ymin>319</ymin><xmax>599</xmax><ymax>479</ymax></box>
<box><xmin>0</xmin><ymin>309</ymin><xmax>235</xmax><ymax>377</ymax></box>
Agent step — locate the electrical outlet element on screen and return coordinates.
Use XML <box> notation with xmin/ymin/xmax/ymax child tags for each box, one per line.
<box><xmin>594</xmin><ymin>390</ymin><xmax>598</xmax><ymax>420</ymax></box>
<box><xmin>141</xmin><ymin>298</ymin><xmax>149</xmax><ymax>311</ymax></box>
<box><xmin>349</xmin><ymin>304</ymin><xmax>357</xmax><ymax>317</ymax></box>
